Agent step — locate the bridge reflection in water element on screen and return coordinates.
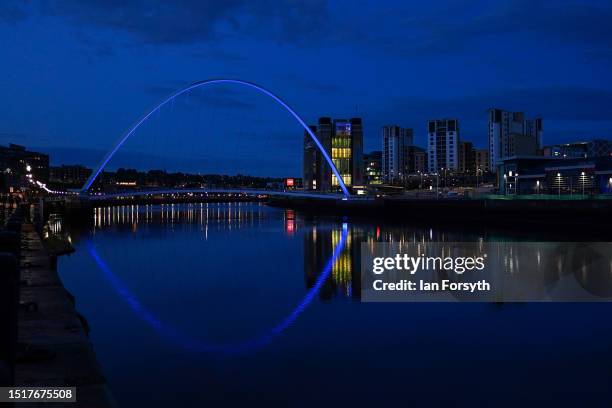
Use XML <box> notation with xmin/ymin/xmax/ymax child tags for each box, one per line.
<box><xmin>87</xmin><ymin>203</ymin><xmax>350</xmax><ymax>354</ymax></box>
<box><xmin>86</xmin><ymin>203</ymin><xmax>612</xmax><ymax>308</ymax></box>
<box><xmin>49</xmin><ymin>202</ymin><xmax>612</xmax><ymax>407</ymax></box>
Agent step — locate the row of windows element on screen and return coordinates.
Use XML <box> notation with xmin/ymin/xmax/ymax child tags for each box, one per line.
<box><xmin>332</xmin><ymin>174</ymin><xmax>352</xmax><ymax>186</ymax></box>
<box><xmin>331</xmin><ymin>148</ymin><xmax>352</xmax><ymax>159</ymax></box>
<box><xmin>332</xmin><ymin>137</ymin><xmax>351</xmax><ymax>148</ymax></box>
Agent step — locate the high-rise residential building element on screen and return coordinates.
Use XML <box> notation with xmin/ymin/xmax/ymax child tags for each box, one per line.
<box><xmin>363</xmin><ymin>151</ymin><xmax>382</xmax><ymax>184</ymax></box>
<box><xmin>427</xmin><ymin>119</ymin><xmax>459</xmax><ymax>173</ymax></box>
<box><xmin>303</xmin><ymin>117</ymin><xmax>364</xmax><ymax>191</ymax></box>
<box><xmin>525</xmin><ymin>118</ymin><xmax>543</xmax><ymax>150</ymax></box>
<box><xmin>382</xmin><ymin>126</ymin><xmax>413</xmax><ymax>182</ymax></box>
<box><xmin>458</xmin><ymin>141</ymin><xmax>475</xmax><ymax>173</ymax></box>
<box><xmin>475</xmin><ymin>149</ymin><xmax>490</xmax><ymax>173</ymax></box>
<box><xmin>488</xmin><ymin>109</ymin><xmax>542</xmax><ymax>172</ymax></box>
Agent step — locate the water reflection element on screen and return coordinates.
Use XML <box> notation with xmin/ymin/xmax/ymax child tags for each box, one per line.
<box><xmin>94</xmin><ymin>203</ymin><xmax>267</xmax><ymax>233</ymax></box>
<box><xmin>88</xmin><ymin>203</ymin><xmax>612</xmax><ymax>304</ymax></box>
<box><xmin>57</xmin><ymin>203</ymin><xmax>612</xmax><ymax>407</ymax></box>
<box><xmin>86</xmin><ymin>204</ymin><xmax>350</xmax><ymax>354</ymax></box>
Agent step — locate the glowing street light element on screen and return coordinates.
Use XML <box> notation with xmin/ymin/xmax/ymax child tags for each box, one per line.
<box><xmin>503</xmin><ymin>173</ymin><xmax>508</xmax><ymax>195</ymax></box>
<box><xmin>557</xmin><ymin>172</ymin><xmax>562</xmax><ymax>197</ymax></box>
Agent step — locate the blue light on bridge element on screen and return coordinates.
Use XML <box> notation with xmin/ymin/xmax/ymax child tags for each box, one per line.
<box><xmin>81</xmin><ymin>79</ymin><xmax>350</xmax><ymax>198</ymax></box>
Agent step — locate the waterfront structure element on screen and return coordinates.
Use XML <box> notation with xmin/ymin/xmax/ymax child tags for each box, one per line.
<box><xmin>488</xmin><ymin>109</ymin><xmax>542</xmax><ymax>172</ymax></box>
<box><xmin>543</xmin><ymin>139</ymin><xmax>612</xmax><ymax>159</ymax></box>
<box><xmin>363</xmin><ymin>151</ymin><xmax>383</xmax><ymax>184</ymax></box>
<box><xmin>50</xmin><ymin>165</ymin><xmax>92</xmax><ymax>187</ymax></box>
<box><xmin>458</xmin><ymin>141</ymin><xmax>475</xmax><ymax>173</ymax></box>
<box><xmin>497</xmin><ymin>156</ymin><xmax>612</xmax><ymax>195</ymax></box>
<box><xmin>382</xmin><ymin>126</ymin><xmax>413</xmax><ymax>183</ymax></box>
<box><xmin>475</xmin><ymin>149</ymin><xmax>490</xmax><ymax>173</ymax></box>
<box><xmin>0</xmin><ymin>143</ymin><xmax>49</xmax><ymax>187</ymax></box>
<box><xmin>303</xmin><ymin>117</ymin><xmax>364</xmax><ymax>191</ymax></box>
<box><xmin>427</xmin><ymin>119</ymin><xmax>459</xmax><ymax>173</ymax></box>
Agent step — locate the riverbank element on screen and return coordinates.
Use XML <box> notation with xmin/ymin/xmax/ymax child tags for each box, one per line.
<box><xmin>269</xmin><ymin>195</ymin><xmax>612</xmax><ymax>229</ymax></box>
<box><xmin>15</xmin><ymin>221</ymin><xmax>116</xmax><ymax>407</ymax></box>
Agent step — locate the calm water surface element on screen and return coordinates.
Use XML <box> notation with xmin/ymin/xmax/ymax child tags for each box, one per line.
<box><xmin>58</xmin><ymin>202</ymin><xmax>612</xmax><ymax>407</ymax></box>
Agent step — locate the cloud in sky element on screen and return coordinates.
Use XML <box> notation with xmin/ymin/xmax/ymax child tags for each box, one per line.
<box><xmin>0</xmin><ymin>0</ymin><xmax>611</xmax><ymax>173</ymax></box>
<box><xmin>33</xmin><ymin>0</ymin><xmax>330</xmax><ymax>45</ymax></box>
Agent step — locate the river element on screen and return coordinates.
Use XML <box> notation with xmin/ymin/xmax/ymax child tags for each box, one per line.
<box><xmin>57</xmin><ymin>202</ymin><xmax>612</xmax><ymax>406</ymax></box>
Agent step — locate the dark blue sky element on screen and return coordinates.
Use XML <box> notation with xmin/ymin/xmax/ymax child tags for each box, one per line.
<box><xmin>1</xmin><ymin>1</ymin><xmax>611</xmax><ymax>176</ymax></box>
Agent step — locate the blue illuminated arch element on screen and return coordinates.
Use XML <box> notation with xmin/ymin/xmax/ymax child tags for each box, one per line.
<box><xmin>86</xmin><ymin>223</ymin><xmax>348</xmax><ymax>354</ymax></box>
<box><xmin>81</xmin><ymin>79</ymin><xmax>350</xmax><ymax>198</ymax></box>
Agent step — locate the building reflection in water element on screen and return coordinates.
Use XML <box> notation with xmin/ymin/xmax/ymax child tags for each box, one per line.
<box><xmin>92</xmin><ymin>203</ymin><xmax>612</xmax><ymax>302</ymax></box>
<box><xmin>301</xmin><ymin>215</ymin><xmax>612</xmax><ymax>302</ymax></box>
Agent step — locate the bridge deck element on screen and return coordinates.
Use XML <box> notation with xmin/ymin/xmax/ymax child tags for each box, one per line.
<box><xmin>83</xmin><ymin>188</ymin><xmax>346</xmax><ymax>201</ymax></box>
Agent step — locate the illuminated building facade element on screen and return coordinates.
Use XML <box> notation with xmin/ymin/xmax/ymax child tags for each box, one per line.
<box><xmin>497</xmin><ymin>156</ymin><xmax>612</xmax><ymax>195</ymax></box>
<box><xmin>303</xmin><ymin>117</ymin><xmax>364</xmax><ymax>191</ymax></box>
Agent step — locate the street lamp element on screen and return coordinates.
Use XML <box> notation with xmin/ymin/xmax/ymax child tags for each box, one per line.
<box><xmin>514</xmin><ymin>173</ymin><xmax>519</xmax><ymax>195</ymax></box>
<box><xmin>580</xmin><ymin>171</ymin><xmax>586</xmax><ymax>196</ymax></box>
<box><xmin>444</xmin><ymin>168</ymin><xmax>448</xmax><ymax>188</ymax></box>
<box><xmin>557</xmin><ymin>172</ymin><xmax>562</xmax><ymax>197</ymax></box>
<box><xmin>536</xmin><ymin>180</ymin><xmax>540</xmax><ymax>195</ymax></box>
<box><xmin>503</xmin><ymin>174</ymin><xmax>508</xmax><ymax>195</ymax></box>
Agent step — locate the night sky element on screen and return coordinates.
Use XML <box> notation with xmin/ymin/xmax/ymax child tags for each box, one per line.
<box><xmin>1</xmin><ymin>1</ymin><xmax>611</xmax><ymax>176</ymax></box>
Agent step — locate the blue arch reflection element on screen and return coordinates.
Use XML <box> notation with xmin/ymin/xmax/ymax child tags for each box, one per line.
<box><xmin>86</xmin><ymin>223</ymin><xmax>348</xmax><ymax>355</ymax></box>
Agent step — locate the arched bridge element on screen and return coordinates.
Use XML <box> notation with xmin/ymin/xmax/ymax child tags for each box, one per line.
<box><xmin>81</xmin><ymin>79</ymin><xmax>351</xmax><ymax>199</ymax></box>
